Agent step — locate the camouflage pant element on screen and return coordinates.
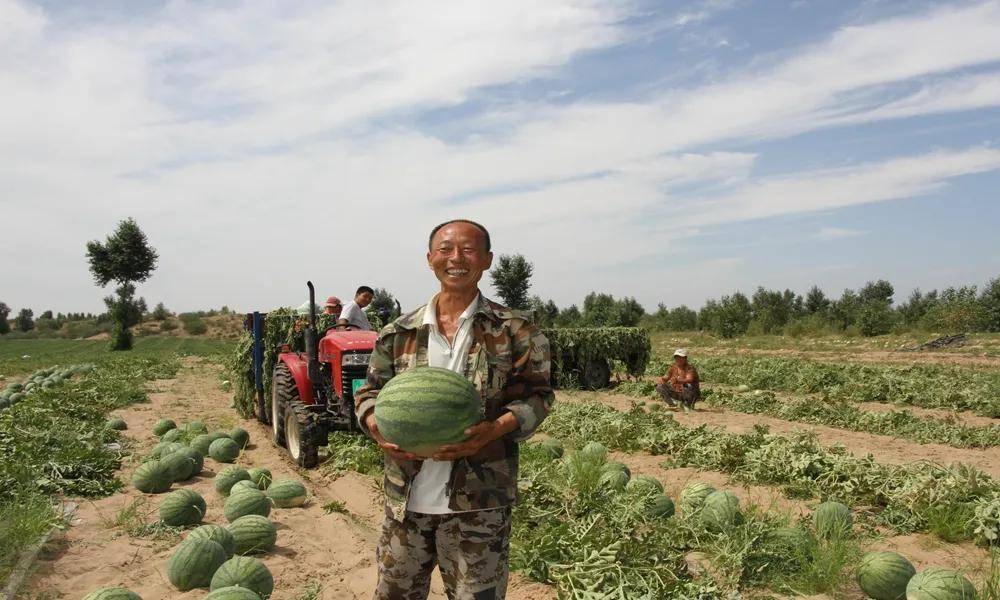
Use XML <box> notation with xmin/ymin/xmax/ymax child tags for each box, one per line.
<box><xmin>374</xmin><ymin>506</ymin><xmax>512</xmax><ymax>600</ymax></box>
<box><xmin>656</xmin><ymin>382</ymin><xmax>699</xmax><ymax>408</ymax></box>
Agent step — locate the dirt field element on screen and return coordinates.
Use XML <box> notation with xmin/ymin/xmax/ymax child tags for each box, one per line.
<box><xmin>21</xmin><ymin>358</ymin><xmax>554</xmax><ymax>600</ymax></box>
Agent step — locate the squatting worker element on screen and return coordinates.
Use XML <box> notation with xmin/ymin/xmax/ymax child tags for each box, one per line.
<box><xmin>338</xmin><ymin>286</ymin><xmax>375</xmax><ymax>330</ymax></box>
<box><xmin>655</xmin><ymin>348</ymin><xmax>700</xmax><ymax>412</ymax></box>
<box><xmin>323</xmin><ymin>296</ymin><xmax>343</xmax><ymax>318</ymax></box>
<box><xmin>354</xmin><ymin>219</ymin><xmax>554</xmax><ymax>600</ymax></box>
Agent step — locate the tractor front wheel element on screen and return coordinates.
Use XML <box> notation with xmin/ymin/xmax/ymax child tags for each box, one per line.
<box><xmin>271</xmin><ymin>363</ymin><xmax>297</xmax><ymax>447</ymax></box>
<box><xmin>284</xmin><ymin>400</ymin><xmax>321</xmax><ymax>468</ymax></box>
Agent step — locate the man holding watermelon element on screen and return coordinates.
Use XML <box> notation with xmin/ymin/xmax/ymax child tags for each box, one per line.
<box><xmin>354</xmin><ymin>219</ymin><xmax>554</xmax><ymax>600</ymax></box>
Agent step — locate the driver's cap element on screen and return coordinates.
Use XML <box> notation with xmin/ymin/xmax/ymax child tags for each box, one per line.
<box><xmin>325</xmin><ymin>296</ymin><xmax>342</xmax><ymax>307</ymax></box>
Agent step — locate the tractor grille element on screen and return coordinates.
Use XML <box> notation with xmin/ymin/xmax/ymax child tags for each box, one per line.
<box><xmin>341</xmin><ymin>365</ymin><xmax>369</xmax><ymax>406</ymax></box>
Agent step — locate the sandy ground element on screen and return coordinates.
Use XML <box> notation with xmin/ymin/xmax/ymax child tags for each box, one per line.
<box><xmin>21</xmin><ymin>359</ymin><xmax>554</xmax><ymax>600</ymax></box>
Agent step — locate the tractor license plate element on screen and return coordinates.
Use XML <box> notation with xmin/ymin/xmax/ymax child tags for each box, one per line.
<box><xmin>351</xmin><ymin>379</ymin><xmax>365</xmax><ymax>395</ymax></box>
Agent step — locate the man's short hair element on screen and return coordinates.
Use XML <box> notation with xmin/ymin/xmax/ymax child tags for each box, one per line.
<box><xmin>428</xmin><ymin>219</ymin><xmax>491</xmax><ymax>252</ymax></box>
<box><xmin>356</xmin><ymin>286</ymin><xmax>374</xmax><ymax>296</ymax></box>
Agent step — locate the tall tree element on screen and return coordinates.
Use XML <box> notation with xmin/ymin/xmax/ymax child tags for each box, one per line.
<box><xmin>15</xmin><ymin>308</ymin><xmax>34</xmax><ymax>332</ymax></box>
<box><xmin>86</xmin><ymin>218</ymin><xmax>159</xmax><ymax>350</ymax></box>
<box><xmin>489</xmin><ymin>254</ymin><xmax>533</xmax><ymax>310</ymax></box>
<box><xmin>982</xmin><ymin>277</ymin><xmax>1000</xmax><ymax>333</ymax></box>
<box><xmin>805</xmin><ymin>285</ymin><xmax>830</xmax><ymax>315</ymax></box>
<box><xmin>0</xmin><ymin>302</ymin><xmax>9</xmax><ymax>335</ymax></box>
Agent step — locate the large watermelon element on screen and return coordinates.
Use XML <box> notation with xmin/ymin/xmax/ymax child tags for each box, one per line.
<box><xmin>599</xmin><ymin>462</ymin><xmax>631</xmax><ymax>491</ymax></box>
<box><xmin>204</xmin><ymin>586</ymin><xmax>261</xmax><ymax>600</ymax></box>
<box><xmin>210</xmin><ymin>556</ymin><xmax>274</xmax><ymax>598</ymax></box>
<box><xmin>167</xmin><ymin>538</ymin><xmax>228</xmax><ymax>591</ymax></box>
<box><xmin>153</xmin><ymin>419</ymin><xmax>177</xmax><ymax>437</ymax></box>
<box><xmin>229</xmin><ymin>427</ymin><xmax>250</xmax><ymax>449</ymax></box>
<box><xmin>209</xmin><ymin>438</ymin><xmax>241</xmax><ymax>463</ymax></box>
<box><xmin>701</xmin><ymin>490</ymin><xmax>743</xmax><ymax>531</ymax></box>
<box><xmin>82</xmin><ymin>588</ymin><xmax>142</xmax><ymax>600</ymax></box>
<box><xmin>228</xmin><ymin>515</ymin><xmax>277</xmax><ymax>555</ymax></box>
<box><xmin>267</xmin><ymin>479</ymin><xmax>307</xmax><ymax>508</ymax></box>
<box><xmin>680</xmin><ymin>482</ymin><xmax>716</xmax><ymax>516</ymax></box>
<box><xmin>188</xmin><ymin>524</ymin><xmax>236</xmax><ymax>558</ymax></box>
<box><xmin>161</xmin><ymin>451</ymin><xmax>197</xmax><ymax>482</ymax></box>
<box><xmin>186</xmin><ymin>420</ymin><xmax>208</xmax><ymax>434</ymax></box>
<box><xmin>625</xmin><ymin>475</ymin><xmax>663</xmax><ymax>495</ymax></box>
<box><xmin>813</xmin><ymin>501</ymin><xmax>853</xmax><ymax>539</ymax></box>
<box><xmin>215</xmin><ymin>466</ymin><xmax>251</xmax><ymax>496</ymax></box>
<box><xmin>224</xmin><ymin>491</ymin><xmax>272</xmax><ymax>522</ymax></box>
<box><xmin>248</xmin><ymin>468</ymin><xmax>272</xmax><ymax>490</ymax></box>
<box><xmin>230</xmin><ymin>480</ymin><xmax>261</xmax><ymax>497</ymax></box>
<box><xmin>192</xmin><ymin>432</ymin><xmax>230</xmax><ymax>455</ymax></box>
<box><xmin>107</xmin><ymin>418</ymin><xmax>128</xmax><ymax>431</ymax></box>
<box><xmin>132</xmin><ymin>461</ymin><xmax>172</xmax><ymax>494</ymax></box>
<box><xmin>177</xmin><ymin>447</ymin><xmax>204</xmax><ymax>478</ymax></box>
<box><xmin>161</xmin><ymin>428</ymin><xmax>184</xmax><ymax>443</ymax></box>
<box><xmin>905</xmin><ymin>567</ymin><xmax>976</xmax><ymax>600</ymax></box>
<box><xmin>645</xmin><ymin>494</ymin><xmax>676</xmax><ymax>519</ymax></box>
<box><xmin>580</xmin><ymin>441</ymin><xmax>608</xmax><ymax>462</ymax></box>
<box><xmin>159</xmin><ymin>489</ymin><xmax>206</xmax><ymax>526</ymax></box>
<box><xmin>373</xmin><ymin>366</ymin><xmax>482</xmax><ymax>456</ymax></box>
<box><xmin>856</xmin><ymin>551</ymin><xmax>916</xmax><ymax>600</ymax></box>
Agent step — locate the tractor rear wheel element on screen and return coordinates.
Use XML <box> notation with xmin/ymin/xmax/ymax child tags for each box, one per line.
<box><xmin>271</xmin><ymin>363</ymin><xmax>296</xmax><ymax>447</ymax></box>
<box><xmin>284</xmin><ymin>400</ymin><xmax>321</xmax><ymax>468</ymax></box>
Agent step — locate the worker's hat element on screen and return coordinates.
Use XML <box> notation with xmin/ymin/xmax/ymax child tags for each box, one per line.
<box><xmin>673</xmin><ymin>348</ymin><xmax>688</xmax><ymax>357</ymax></box>
<box><xmin>325</xmin><ymin>296</ymin><xmax>342</xmax><ymax>307</ymax></box>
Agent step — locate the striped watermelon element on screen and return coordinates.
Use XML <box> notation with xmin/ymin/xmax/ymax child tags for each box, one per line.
<box><xmin>229</xmin><ymin>427</ymin><xmax>250</xmax><ymax>449</ymax></box>
<box><xmin>856</xmin><ymin>551</ymin><xmax>916</xmax><ymax>600</ymax></box>
<box><xmin>204</xmin><ymin>586</ymin><xmax>261</xmax><ymax>600</ymax></box>
<box><xmin>701</xmin><ymin>490</ymin><xmax>743</xmax><ymax>531</ymax></box>
<box><xmin>82</xmin><ymin>588</ymin><xmax>142</xmax><ymax>600</ymax></box>
<box><xmin>228</xmin><ymin>515</ymin><xmax>277</xmax><ymax>555</ymax></box>
<box><xmin>247</xmin><ymin>468</ymin><xmax>272</xmax><ymax>490</ymax></box>
<box><xmin>161</xmin><ymin>428</ymin><xmax>184</xmax><ymax>443</ymax></box>
<box><xmin>373</xmin><ymin>367</ymin><xmax>482</xmax><ymax>456</ymax></box>
<box><xmin>813</xmin><ymin>501</ymin><xmax>852</xmax><ymax>539</ymax></box>
<box><xmin>159</xmin><ymin>489</ymin><xmax>206</xmax><ymax>526</ymax></box>
<box><xmin>625</xmin><ymin>475</ymin><xmax>663</xmax><ymax>495</ymax></box>
<box><xmin>599</xmin><ymin>462</ymin><xmax>630</xmax><ymax>491</ymax></box>
<box><xmin>267</xmin><ymin>479</ymin><xmax>307</xmax><ymax>508</ymax></box>
<box><xmin>580</xmin><ymin>441</ymin><xmax>608</xmax><ymax>462</ymax></box>
<box><xmin>209</xmin><ymin>438</ymin><xmax>241</xmax><ymax>463</ymax></box>
<box><xmin>177</xmin><ymin>447</ymin><xmax>204</xmax><ymax>478</ymax></box>
<box><xmin>679</xmin><ymin>482</ymin><xmax>716</xmax><ymax>516</ymax></box>
<box><xmin>210</xmin><ymin>556</ymin><xmax>274</xmax><ymax>598</ymax></box>
<box><xmin>107</xmin><ymin>418</ymin><xmax>128</xmax><ymax>431</ymax></box>
<box><xmin>215</xmin><ymin>466</ymin><xmax>250</xmax><ymax>496</ymax></box>
<box><xmin>153</xmin><ymin>419</ymin><xmax>177</xmax><ymax>437</ymax></box>
<box><xmin>230</xmin><ymin>480</ymin><xmax>260</xmax><ymax>496</ymax></box>
<box><xmin>132</xmin><ymin>461</ymin><xmax>172</xmax><ymax>494</ymax></box>
<box><xmin>645</xmin><ymin>494</ymin><xmax>676</xmax><ymax>519</ymax></box>
<box><xmin>161</xmin><ymin>452</ymin><xmax>197</xmax><ymax>482</ymax></box>
<box><xmin>192</xmin><ymin>432</ymin><xmax>229</xmax><ymax>455</ymax></box>
<box><xmin>167</xmin><ymin>538</ymin><xmax>228</xmax><ymax>591</ymax></box>
<box><xmin>906</xmin><ymin>567</ymin><xmax>976</xmax><ymax>600</ymax></box>
<box><xmin>224</xmin><ymin>491</ymin><xmax>272</xmax><ymax>522</ymax></box>
<box><xmin>187</xmin><ymin>524</ymin><xmax>236</xmax><ymax>558</ymax></box>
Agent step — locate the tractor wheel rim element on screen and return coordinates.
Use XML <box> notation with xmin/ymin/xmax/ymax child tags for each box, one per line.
<box><xmin>286</xmin><ymin>413</ymin><xmax>300</xmax><ymax>460</ymax></box>
<box><xmin>271</xmin><ymin>394</ymin><xmax>279</xmax><ymax>436</ymax></box>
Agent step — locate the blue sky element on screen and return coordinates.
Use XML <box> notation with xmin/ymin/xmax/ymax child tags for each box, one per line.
<box><xmin>1</xmin><ymin>0</ymin><xmax>999</xmax><ymax>315</ymax></box>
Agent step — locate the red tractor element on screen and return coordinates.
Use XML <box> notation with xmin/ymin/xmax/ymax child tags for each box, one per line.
<box><xmin>248</xmin><ymin>282</ymin><xmax>377</xmax><ymax>467</ymax></box>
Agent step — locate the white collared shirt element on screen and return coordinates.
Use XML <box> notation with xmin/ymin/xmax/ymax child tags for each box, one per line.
<box><xmin>405</xmin><ymin>292</ymin><xmax>479</xmax><ymax>514</ymax></box>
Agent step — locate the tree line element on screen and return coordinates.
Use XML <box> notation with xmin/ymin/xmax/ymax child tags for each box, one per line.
<box><xmin>488</xmin><ymin>254</ymin><xmax>1000</xmax><ymax>337</ymax></box>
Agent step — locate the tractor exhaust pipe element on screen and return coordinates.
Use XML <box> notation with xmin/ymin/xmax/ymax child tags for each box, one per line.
<box><xmin>305</xmin><ymin>281</ymin><xmax>322</xmax><ymax>390</ymax></box>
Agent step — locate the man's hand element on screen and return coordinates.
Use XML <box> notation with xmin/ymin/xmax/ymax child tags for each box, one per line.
<box><xmin>364</xmin><ymin>413</ymin><xmax>421</xmax><ymax>461</ymax></box>
<box><xmin>432</xmin><ymin>412</ymin><xmax>520</xmax><ymax>460</ymax></box>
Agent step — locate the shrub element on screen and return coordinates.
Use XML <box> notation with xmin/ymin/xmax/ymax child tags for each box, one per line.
<box><xmin>180</xmin><ymin>314</ymin><xmax>207</xmax><ymax>335</ymax></box>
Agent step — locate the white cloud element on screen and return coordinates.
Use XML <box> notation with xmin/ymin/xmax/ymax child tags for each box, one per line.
<box><xmin>813</xmin><ymin>227</ymin><xmax>866</xmax><ymax>241</ymax></box>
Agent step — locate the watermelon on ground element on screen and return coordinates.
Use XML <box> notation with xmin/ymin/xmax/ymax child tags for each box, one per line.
<box><xmin>215</xmin><ymin>466</ymin><xmax>251</xmax><ymax>496</ymax></box>
<box><xmin>580</xmin><ymin>441</ymin><xmax>608</xmax><ymax>462</ymax></box>
<box><xmin>159</xmin><ymin>489</ymin><xmax>206</xmax><ymax>526</ymax></box>
<box><xmin>209</xmin><ymin>438</ymin><xmax>241</xmax><ymax>463</ymax></box>
<box><xmin>905</xmin><ymin>567</ymin><xmax>976</xmax><ymax>600</ymax></box>
<box><xmin>373</xmin><ymin>366</ymin><xmax>482</xmax><ymax>456</ymax></box>
<box><xmin>82</xmin><ymin>588</ymin><xmax>142</xmax><ymax>600</ymax></box>
<box><xmin>701</xmin><ymin>490</ymin><xmax>743</xmax><ymax>532</ymax></box>
<box><xmin>813</xmin><ymin>501</ymin><xmax>852</xmax><ymax>539</ymax></box>
<box><xmin>680</xmin><ymin>482</ymin><xmax>716</xmax><ymax>516</ymax></box>
<box><xmin>229</xmin><ymin>427</ymin><xmax>250</xmax><ymax>449</ymax></box>
<box><xmin>230</xmin><ymin>480</ymin><xmax>260</xmax><ymax>496</ymax></box>
<box><xmin>191</xmin><ymin>433</ymin><xmax>225</xmax><ymax>456</ymax></box>
<box><xmin>856</xmin><ymin>551</ymin><xmax>916</xmax><ymax>600</ymax></box>
<box><xmin>267</xmin><ymin>479</ymin><xmax>307</xmax><ymax>508</ymax></box>
<box><xmin>186</xmin><ymin>420</ymin><xmax>208</xmax><ymax>434</ymax></box>
<box><xmin>625</xmin><ymin>475</ymin><xmax>663</xmax><ymax>495</ymax></box>
<box><xmin>167</xmin><ymin>538</ymin><xmax>228</xmax><ymax>591</ymax></box>
<box><xmin>224</xmin><ymin>491</ymin><xmax>272</xmax><ymax>522</ymax></box>
<box><xmin>645</xmin><ymin>494</ymin><xmax>676</xmax><ymax>519</ymax></box>
<box><xmin>204</xmin><ymin>586</ymin><xmax>261</xmax><ymax>600</ymax></box>
<box><xmin>599</xmin><ymin>462</ymin><xmax>630</xmax><ymax>491</ymax></box>
<box><xmin>107</xmin><ymin>418</ymin><xmax>128</xmax><ymax>431</ymax></box>
<box><xmin>177</xmin><ymin>447</ymin><xmax>204</xmax><ymax>478</ymax></box>
<box><xmin>132</xmin><ymin>461</ymin><xmax>172</xmax><ymax>494</ymax></box>
<box><xmin>161</xmin><ymin>452</ymin><xmax>197</xmax><ymax>482</ymax></box>
<box><xmin>247</xmin><ymin>468</ymin><xmax>271</xmax><ymax>490</ymax></box>
<box><xmin>210</xmin><ymin>556</ymin><xmax>274</xmax><ymax>598</ymax></box>
<box><xmin>153</xmin><ymin>419</ymin><xmax>177</xmax><ymax>437</ymax></box>
<box><xmin>161</xmin><ymin>428</ymin><xmax>184</xmax><ymax>443</ymax></box>
<box><xmin>228</xmin><ymin>515</ymin><xmax>277</xmax><ymax>555</ymax></box>
<box><xmin>187</xmin><ymin>524</ymin><xmax>236</xmax><ymax>558</ymax></box>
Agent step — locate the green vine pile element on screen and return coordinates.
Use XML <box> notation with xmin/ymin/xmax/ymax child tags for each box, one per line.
<box><xmin>543</xmin><ymin>327</ymin><xmax>651</xmax><ymax>383</ymax></box>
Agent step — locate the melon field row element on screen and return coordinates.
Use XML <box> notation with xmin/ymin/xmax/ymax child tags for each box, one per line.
<box><xmin>658</xmin><ymin>354</ymin><xmax>1000</xmax><ymax>416</ymax></box>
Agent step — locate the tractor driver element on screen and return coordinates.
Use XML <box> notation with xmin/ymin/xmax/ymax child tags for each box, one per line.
<box><xmin>323</xmin><ymin>296</ymin><xmax>343</xmax><ymax>319</ymax></box>
<box><xmin>353</xmin><ymin>219</ymin><xmax>554</xmax><ymax>600</ymax></box>
<box><xmin>337</xmin><ymin>286</ymin><xmax>374</xmax><ymax>330</ymax></box>
<box><xmin>655</xmin><ymin>348</ymin><xmax>701</xmax><ymax>412</ymax></box>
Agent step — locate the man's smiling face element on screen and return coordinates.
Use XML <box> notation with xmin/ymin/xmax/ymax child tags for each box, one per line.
<box><xmin>427</xmin><ymin>222</ymin><xmax>493</xmax><ymax>294</ymax></box>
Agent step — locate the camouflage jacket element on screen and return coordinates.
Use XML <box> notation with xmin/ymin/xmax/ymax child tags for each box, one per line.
<box><xmin>354</xmin><ymin>294</ymin><xmax>554</xmax><ymax>519</ymax></box>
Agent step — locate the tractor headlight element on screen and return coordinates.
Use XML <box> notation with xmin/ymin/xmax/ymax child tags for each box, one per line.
<box><xmin>342</xmin><ymin>353</ymin><xmax>371</xmax><ymax>366</ymax></box>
